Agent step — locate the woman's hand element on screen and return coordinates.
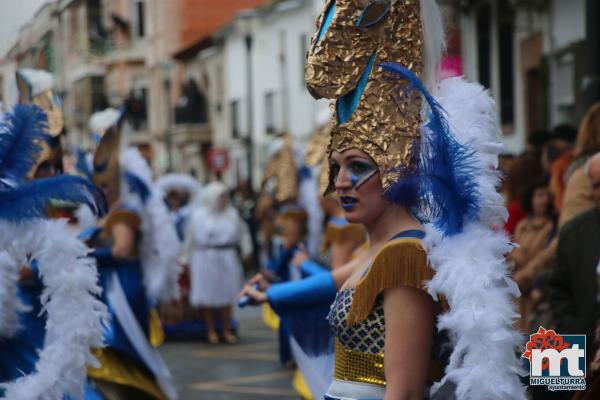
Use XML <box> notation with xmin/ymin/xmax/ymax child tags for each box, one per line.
<box><xmin>239</xmin><ymin>283</ymin><xmax>268</xmax><ymax>305</ymax></box>
<box><xmin>291</xmin><ymin>243</ymin><xmax>310</xmax><ymax>267</ymax></box>
<box><xmin>247</xmin><ymin>272</ymin><xmax>271</xmax><ymax>291</ymax></box>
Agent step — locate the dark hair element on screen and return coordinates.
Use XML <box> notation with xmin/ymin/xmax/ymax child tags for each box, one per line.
<box><xmin>550</xmin><ymin>124</ymin><xmax>577</xmax><ymax>143</ymax></box>
<box><xmin>505</xmin><ymin>154</ymin><xmax>544</xmax><ymax>202</ymax></box>
<box><xmin>521</xmin><ymin>178</ymin><xmax>552</xmax><ymax>216</ymax></box>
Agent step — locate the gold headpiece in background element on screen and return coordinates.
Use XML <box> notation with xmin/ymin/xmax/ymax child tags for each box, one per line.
<box><xmin>92</xmin><ymin>126</ymin><xmax>121</xmax><ymax>205</ymax></box>
<box><xmin>16</xmin><ymin>69</ymin><xmax>65</xmax><ymax>178</ymax></box>
<box><xmin>304</xmin><ymin>123</ymin><xmax>332</xmax><ymax>195</ymax></box>
<box><xmin>305</xmin><ymin>0</ymin><xmax>423</xmax><ymax>193</ymax></box>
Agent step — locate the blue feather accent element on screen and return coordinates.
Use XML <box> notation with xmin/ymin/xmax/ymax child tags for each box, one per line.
<box><xmin>0</xmin><ymin>104</ymin><xmax>48</xmax><ymax>185</ymax></box>
<box><xmin>0</xmin><ymin>175</ymin><xmax>107</xmax><ymax>221</ymax></box>
<box><xmin>298</xmin><ymin>165</ymin><xmax>312</xmax><ymax>181</ymax></box>
<box><xmin>124</xmin><ymin>172</ymin><xmax>151</xmax><ymax>204</ymax></box>
<box><xmin>75</xmin><ymin>149</ymin><xmax>92</xmax><ymax>180</ymax></box>
<box><xmin>380</xmin><ymin>62</ymin><xmax>480</xmax><ymax>236</ymax></box>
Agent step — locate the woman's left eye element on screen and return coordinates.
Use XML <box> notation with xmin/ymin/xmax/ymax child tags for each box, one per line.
<box><xmin>356</xmin><ymin>0</ymin><xmax>391</xmax><ymax>28</ymax></box>
<box><xmin>349</xmin><ymin>161</ymin><xmax>374</xmax><ymax>175</ymax></box>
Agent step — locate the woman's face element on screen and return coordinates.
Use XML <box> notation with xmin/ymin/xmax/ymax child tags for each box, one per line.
<box><xmin>330</xmin><ymin>149</ymin><xmax>385</xmax><ymax>224</ymax></box>
<box><xmin>532</xmin><ymin>187</ymin><xmax>550</xmax><ymax>217</ymax></box>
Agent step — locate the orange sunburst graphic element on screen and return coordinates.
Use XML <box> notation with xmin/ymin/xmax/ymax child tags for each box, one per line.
<box><xmin>522</xmin><ymin>326</ymin><xmax>571</xmax><ymax>371</ymax></box>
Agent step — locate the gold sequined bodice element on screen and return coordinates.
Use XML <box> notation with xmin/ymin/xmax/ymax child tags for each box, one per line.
<box><xmin>328</xmin><ymin>288</ymin><xmax>387</xmax><ymax>386</ymax></box>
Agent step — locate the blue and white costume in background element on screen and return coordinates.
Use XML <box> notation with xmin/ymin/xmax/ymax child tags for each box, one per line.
<box><xmin>84</xmin><ymin>109</ymin><xmax>179</xmax><ymax>400</ymax></box>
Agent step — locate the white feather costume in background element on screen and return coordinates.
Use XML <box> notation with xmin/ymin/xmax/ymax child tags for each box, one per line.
<box><xmin>184</xmin><ymin>181</ymin><xmax>247</xmax><ymax>307</ymax></box>
<box><xmin>120</xmin><ymin>147</ymin><xmax>182</xmax><ymax>302</ymax></box>
<box><xmin>425</xmin><ymin>77</ymin><xmax>526</xmax><ymax>400</ymax></box>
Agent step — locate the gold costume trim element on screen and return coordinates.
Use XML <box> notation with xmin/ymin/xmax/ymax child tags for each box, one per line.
<box><xmin>347</xmin><ymin>238</ymin><xmax>433</xmax><ymax>325</ymax></box>
<box><xmin>334</xmin><ymin>340</ymin><xmax>385</xmax><ymax>387</ymax></box>
<box><xmin>149</xmin><ymin>308</ymin><xmax>165</xmax><ymax>348</ymax></box>
<box><xmin>88</xmin><ymin>348</ymin><xmax>166</xmax><ymax>400</ymax></box>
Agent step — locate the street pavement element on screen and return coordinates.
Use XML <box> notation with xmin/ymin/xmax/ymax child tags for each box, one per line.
<box><xmin>160</xmin><ymin>306</ymin><xmax>298</xmax><ymax>400</ymax></box>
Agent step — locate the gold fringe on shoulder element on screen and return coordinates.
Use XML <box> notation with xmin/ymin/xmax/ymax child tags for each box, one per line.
<box><xmin>102</xmin><ymin>208</ymin><xmax>142</xmax><ymax>238</ymax></box>
<box><xmin>322</xmin><ymin>223</ymin><xmax>366</xmax><ymax>252</ymax></box>
<box><xmin>347</xmin><ymin>238</ymin><xmax>434</xmax><ymax>326</ymax></box>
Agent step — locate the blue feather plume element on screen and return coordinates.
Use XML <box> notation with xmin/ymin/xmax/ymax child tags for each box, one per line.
<box><xmin>380</xmin><ymin>62</ymin><xmax>480</xmax><ymax>236</ymax></box>
<box><xmin>0</xmin><ymin>104</ymin><xmax>48</xmax><ymax>185</ymax></box>
<box><xmin>124</xmin><ymin>172</ymin><xmax>151</xmax><ymax>204</ymax></box>
<box><xmin>0</xmin><ymin>175</ymin><xmax>107</xmax><ymax>221</ymax></box>
<box><xmin>74</xmin><ymin>148</ymin><xmax>92</xmax><ymax>180</ymax></box>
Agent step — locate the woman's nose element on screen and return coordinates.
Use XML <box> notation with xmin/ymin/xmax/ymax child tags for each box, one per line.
<box><xmin>334</xmin><ymin>166</ymin><xmax>352</xmax><ymax>190</ymax></box>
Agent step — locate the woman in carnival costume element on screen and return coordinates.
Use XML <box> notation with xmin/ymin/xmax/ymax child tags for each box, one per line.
<box><xmin>0</xmin><ymin>89</ymin><xmax>107</xmax><ymax>399</ymax></box>
<box><xmin>244</xmin><ymin>129</ymin><xmax>366</xmax><ymax>399</ymax></box>
<box><xmin>83</xmin><ymin>108</ymin><xmax>180</xmax><ymax>400</ymax></box>
<box><xmin>241</xmin><ymin>0</ymin><xmax>525</xmax><ymax>399</ymax></box>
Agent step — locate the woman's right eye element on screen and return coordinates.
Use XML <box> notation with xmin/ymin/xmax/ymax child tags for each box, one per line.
<box><xmin>329</xmin><ymin>163</ymin><xmax>340</xmax><ymax>178</ymax></box>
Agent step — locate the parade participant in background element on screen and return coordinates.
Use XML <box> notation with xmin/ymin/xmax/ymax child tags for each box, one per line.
<box><xmin>84</xmin><ymin>108</ymin><xmax>180</xmax><ymax>400</ymax></box>
<box><xmin>242</xmin><ymin>0</ymin><xmax>525</xmax><ymax>399</ymax></box>
<box><xmin>155</xmin><ymin>174</ymin><xmax>202</xmax><ymax>336</ymax></box>
<box><xmin>156</xmin><ymin>173</ymin><xmax>200</xmax><ymax>240</ymax></box>
<box><xmin>0</xmin><ymin>102</ymin><xmax>107</xmax><ymax>400</ymax></box>
<box><xmin>508</xmin><ymin>179</ymin><xmax>556</xmax><ymax>332</ymax></box>
<box><xmin>182</xmin><ymin>181</ymin><xmax>251</xmax><ymax>345</ymax></box>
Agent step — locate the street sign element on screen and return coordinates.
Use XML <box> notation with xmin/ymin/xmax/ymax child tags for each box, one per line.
<box><xmin>206</xmin><ymin>148</ymin><xmax>229</xmax><ymax>172</ymax></box>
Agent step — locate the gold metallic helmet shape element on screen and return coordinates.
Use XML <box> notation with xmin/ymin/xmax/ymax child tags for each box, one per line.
<box><xmin>16</xmin><ymin>69</ymin><xmax>65</xmax><ymax>178</ymax></box>
<box><xmin>16</xmin><ymin>69</ymin><xmax>64</xmax><ymax>137</ymax></box>
<box><xmin>305</xmin><ymin>0</ymin><xmax>424</xmax><ymax>193</ymax></box>
<box><xmin>90</xmin><ymin>109</ymin><xmax>123</xmax><ymax>206</ymax></box>
<box><xmin>92</xmin><ymin>126</ymin><xmax>121</xmax><ymax>206</ymax></box>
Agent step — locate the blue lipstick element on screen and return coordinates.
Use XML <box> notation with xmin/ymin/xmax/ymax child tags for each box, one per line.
<box><xmin>340</xmin><ymin>196</ymin><xmax>358</xmax><ymax>211</ymax></box>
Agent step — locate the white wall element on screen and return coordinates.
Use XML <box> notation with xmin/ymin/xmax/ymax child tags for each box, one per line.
<box><xmin>208</xmin><ymin>0</ymin><xmax>322</xmax><ymax>188</ymax></box>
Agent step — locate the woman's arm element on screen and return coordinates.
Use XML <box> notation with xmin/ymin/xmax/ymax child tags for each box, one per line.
<box><xmin>383</xmin><ymin>286</ymin><xmax>436</xmax><ymax>400</ymax></box>
<box><xmin>111</xmin><ymin>222</ymin><xmax>137</xmax><ymax>259</ymax></box>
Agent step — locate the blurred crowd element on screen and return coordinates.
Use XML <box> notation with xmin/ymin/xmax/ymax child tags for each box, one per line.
<box><xmin>501</xmin><ymin>103</ymin><xmax>600</xmax><ymax>398</ymax></box>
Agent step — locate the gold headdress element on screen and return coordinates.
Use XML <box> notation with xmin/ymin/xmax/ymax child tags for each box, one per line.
<box><xmin>305</xmin><ymin>0</ymin><xmax>423</xmax><ymax>193</ymax></box>
<box><xmin>16</xmin><ymin>69</ymin><xmax>64</xmax><ymax>137</ymax></box>
<box><xmin>304</xmin><ymin>122</ymin><xmax>332</xmax><ymax>195</ymax></box>
<box><xmin>92</xmin><ymin>126</ymin><xmax>121</xmax><ymax>204</ymax></box>
<box><xmin>16</xmin><ymin>69</ymin><xmax>65</xmax><ymax>178</ymax></box>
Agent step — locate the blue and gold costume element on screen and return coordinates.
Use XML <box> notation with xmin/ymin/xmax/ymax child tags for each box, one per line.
<box><xmin>325</xmin><ymin>231</ymin><xmax>444</xmax><ymax>399</ymax></box>
<box><xmin>83</xmin><ymin>206</ymin><xmax>166</xmax><ymax>400</ymax></box>
<box><xmin>84</xmin><ymin>108</ymin><xmax>175</xmax><ymax>400</ymax></box>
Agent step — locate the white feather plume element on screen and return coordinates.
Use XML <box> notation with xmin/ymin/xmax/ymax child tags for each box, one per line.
<box><xmin>120</xmin><ymin>147</ymin><xmax>181</xmax><ymax>302</ymax></box>
<box><xmin>17</xmin><ymin>69</ymin><xmax>54</xmax><ymax>97</ymax></box>
<box><xmin>0</xmin><ymin>219</ymin><xmax>107</xmax><ymax>400</ymax></box>
<box><xmin>155</xmin><ymin>173</ymin><xmax>201</xmax><ymax>198</ymax></box>
<box><xmin>425</xmin><ymin>77</ymin><xmax>526</xmax><ymax>400</ymax></box>
<box><xmin>0</xmin><ymin>250</ymin><xmax>28</xmax><ymax>338</ymax></box>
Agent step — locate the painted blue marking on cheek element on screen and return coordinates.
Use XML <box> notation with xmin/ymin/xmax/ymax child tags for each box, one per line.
<box><xmin>350</xmin><ymin>174</ymin><xmax>359</xmax><ymax>187</ymax></box>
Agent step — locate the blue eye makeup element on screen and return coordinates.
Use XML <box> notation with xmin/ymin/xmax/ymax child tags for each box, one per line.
<box><xmin>331</xmin><ymin>158</ymin><xmax>378</xmax><ymax>190</ymax></box>
<box><xmin>347</xmin><ymin>159</ymin><xmax>378</xmax><ymax>189</ymax></box>
<box><xmin>356</xmin><ymin>0</ymin><xmax>391</xmax><ymax>28</ymax></box>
